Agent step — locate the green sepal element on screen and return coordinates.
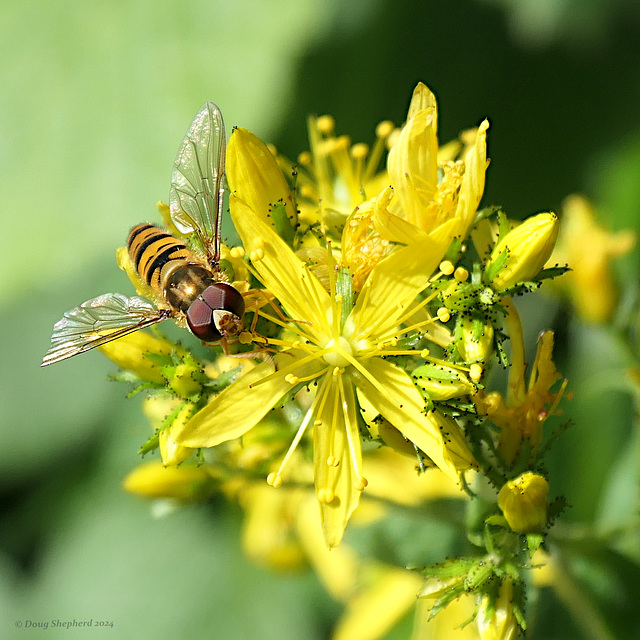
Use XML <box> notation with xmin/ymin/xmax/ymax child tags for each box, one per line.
<box><xmin>483</xmin><ymin>247</ymin><xmax>509</xmax><ymax>285</ymax></box>
<box><xmin>533</xmin><ymin>265</ymin><xmax>570</xmax><ymax>282</ymax></box>
<box><xmin>271</xmin><ymin>199</ymin><xmax>296</xmax><ymax>246</ymax></box>
<box><xmin>527</xmin><ymin>532</ymin><xmax>544</xmax><ymax>555</ymax></box>
<box><xmin>485</xmin><ymin>514</ymin><xmax>509</xmax><ymax>528</ymax></box>
<box><xmin>336</xmin><ymin>266</ymin><xmax>354</xmax><ymax>330</ymax></box>
<box><xmin>138</xmin><ymin>433</ymin><xmax>160</xmax><ymax>455</ymax></box>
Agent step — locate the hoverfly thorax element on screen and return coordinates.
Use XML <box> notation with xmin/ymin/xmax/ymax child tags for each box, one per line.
<box><xmin>42</xmin><ymin>102</ymin><xmax>247</xmax><ymax>367</ymax></box>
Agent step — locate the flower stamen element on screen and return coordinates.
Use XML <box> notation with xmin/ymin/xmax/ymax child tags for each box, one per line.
<box><xmin>269</xmin><ymin>374</ymin><xmax>331</xmax><ymax>486</ymax></box>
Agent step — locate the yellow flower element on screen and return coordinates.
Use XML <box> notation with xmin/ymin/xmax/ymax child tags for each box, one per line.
<box><xmin>476</xmin><ymin>578</ymin><xmax>519</xmax><ymax>640</ymax></box>
<box><xmin>379</xmin><ymin>82</ymin><xmax>489</xmax><ymax>243</ymax></box>
<box><xmin>547</xmin><ymin>194</ymin><xmax>636</xmax><ymax>322</ymax></box>
<box><xmin>484</xmin><ymin>212</ymin><xmax>559</xmax><ymax>291</ymax></box>
<box><xmin>174</xmin><ymin>195</ymin><xmax>474</xmax><ymax>546</ymax></box>
<box><xmin>498</xmin><ymin>472</ymin><xmax>549</xmax><ymax>533</ymax></box>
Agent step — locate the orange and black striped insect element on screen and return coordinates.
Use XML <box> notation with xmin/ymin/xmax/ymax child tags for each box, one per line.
<box><xmin>42</xmin><ymin>103</ymin><xmax>246</xmax><ymax>367</ymax></box>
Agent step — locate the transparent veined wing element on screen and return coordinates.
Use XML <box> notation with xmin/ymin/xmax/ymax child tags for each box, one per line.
<box><xmin>170</xmin><ymin>102</ymin><xmax>226</xmax><ymax>265</ymax></box>
<box><xmin>41</xmin><ymin>293</ymin><xmax>171</xmax><ymax>367</ymax></box>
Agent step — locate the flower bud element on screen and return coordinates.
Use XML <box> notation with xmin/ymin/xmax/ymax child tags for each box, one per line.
<box><xmin>457</xmin><ymin>313</ymin><xmax>494</xmax><ymax>364</ymax></box>
<box><xmin>227</xmin><ymin>127</ymin><xmax>296</xmax><ymax>235</ymax></box>
<box><xmin>168</xmin><ymin>362</ymin><xmax>203</xmax><ymax>398</ymax></box>
<box><xmin>158</xmin><ymin>402</ymin><xmax>197</xmax><ymax>466</ymax></box>
<box><xmin>123</xmin><ymin>461</ymin><xmax>213</xmax><ymax>501</ymax></box>
<box><xmin>413</xmin><ymin>363</ymin><xmax>477</xmax><ymax>401</ymax></box>
<box><xmin>98</xmin><ymin>332</ymin><xmax>184</xmax><ymax>383</ymax></box>
<box><xmin>485</xmin><ymin>212</ymin><xmax>558</xmax><ymax>291</ymax></box>
<box><xmin>427</xmin><ymin>410</ymin><xmax>477</xmax><ymax>471</ymax></box>
<box><xmin>498</xmin><ymin>472</ymin><xmax>549</xmax><ymax>533</ymax></box>
<box><xmin>477</xmin><ymin>578</ymin><xmax>519</xmax><ymax>640</ymax></box>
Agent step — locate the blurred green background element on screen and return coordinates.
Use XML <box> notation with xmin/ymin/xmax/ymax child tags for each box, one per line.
<box><xmin>2</xmin><ymin>0</ymin><xmax>640</xmax><ymax>638</ymax></box>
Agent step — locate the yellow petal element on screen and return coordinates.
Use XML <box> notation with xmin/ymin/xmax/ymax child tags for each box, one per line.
<box><xmin>345</xmin><ymin>232</ymin><xmax>446</xmax><ymax>342</ymax></box>
<box><xmin>226</xmin><ymin>127</ymin><xmax>296</xmax><ymax>227</ymax></box>
<box><xmin>314</xmin><ymin>375</ymin><xmax>362</xmax><ymax>547</ymax></box>
<box><xmin>407</xmin><ymin>82</ymin><xmax>438</xmax><ymax>127</ymax></box>
<box><xmin>387</xmin><ymin>109</ymin><xmax>439</xmax><ymax>226</ymax></box>
<box><xmin>172</xmin><ymin>361</ymin><xmax>276</xmax><ymax>446</ymax></box>
<box><xmin>454</xmin><ymin>119</ymin><xmax>489</xmax><ymax>238</ymax></box>
<box><xmin>372</xmin><ymin>186</ymin><xmax>431</xmax><ymax>245</ymax></box>
<box><xmin>174</xmin><ymin>354</ymin><xmax>327</xmax><ymax>447</ymax></box>
<box><xmin>230</xmin><ymin>195</ymin><xmax>332</xmax><ymax>341</ymax></box>
<box><xmin>351</xmin><ymin>357</ymin><xmax>459</xmax><ymax>483</ymax></box>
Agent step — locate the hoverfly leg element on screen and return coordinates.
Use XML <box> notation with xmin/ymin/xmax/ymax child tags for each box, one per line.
<box><xmin>243</xmin><ymin>288</ymin><xmax>312</xmax><ymax>328</ymax></box>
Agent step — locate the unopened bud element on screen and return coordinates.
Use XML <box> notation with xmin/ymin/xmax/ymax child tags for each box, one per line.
<box><xmin>498</xmin><ymin>471</ymin><xmax>549</xmax><ymax>533</ymax></box>
<box><xmin>98</xmin><ymin>332</ymin><xmax>184</xmax><ymax>384</ymax></box>
<box><xmin>413</xmin><ymin>363</ymin><xmax>477</xmax><ymax>401</ymax></box>
<box><xmin>168</xmin><ymin>363</ymin><xmax>203</xmax><ymax>398</ymax></box>
<box><xmin>477</xmin><ymin>578</ymin><xmax>519</xmax><ymax>640</ymax></box>
<box><xmin>457</xmin><ymin>314</ymin><xmax>494</xmax><ymax>364</ymax></box>
<box><xmin>485</xmin><ymin>212</ymin><xmax>558</xmax><ymax>291</ymax></box>
<box><xmin>123</xmin><ymin>461</ymin><xmax>213</xmax><ymax>501</ymax></box>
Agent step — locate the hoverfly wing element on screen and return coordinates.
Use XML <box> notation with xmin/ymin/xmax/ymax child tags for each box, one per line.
<box><xmin>169</xmin><ymin>102</ymin><xmax>226</xmax><ymax>266</ymax></box>
<box><xmin>41</xmin><ymin>293</ymin><xmax>171</xmax><ymax>367</ymax></box>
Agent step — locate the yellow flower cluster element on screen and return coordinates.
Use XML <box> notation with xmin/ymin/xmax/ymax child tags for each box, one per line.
<box><xmin>101</xmin><ymin>83</ymin><xmax>607</xmax><ymax>639</ymax></box>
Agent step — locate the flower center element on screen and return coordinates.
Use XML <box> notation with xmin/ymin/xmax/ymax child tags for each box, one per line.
<box><xmin>322</xmin><ymin>336</ymin><xmax>353</xmax><ymax>367</ymax></box>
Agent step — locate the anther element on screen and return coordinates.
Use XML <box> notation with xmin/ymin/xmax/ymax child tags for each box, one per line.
<box><xmin>351</xmin><ymin>143</ymin><xmax>369</xmax><ymax>159</ymax></box>
<box><xmin>317</xmin><ymin>115</ymin><xmax>335</xmax><ymax>135</ymax></box>
<box><xmin>250</xmin><ymin>248</ymin><xmax>265</xmax><ymax>262</ymax></box>
<box><xmin>267</xmin><ymin>472</ymin><xmax>283</xmax><ymax>488</ymax></box>
<box><xmin>375</xmin><ymin>120</ymin><xmax>394</xmax><ymax>138</ymax></box>
<box><xmin>354</xmin><ymin>476</ymin><xmax>368</xmax><ymax>491</ymax></box>
<box><xmin>454</xmin><ymin>267</ymin><xmax>469</xmax><ymax>282</ymax></box>
<box><xmin>230</xmin><ymin>246</ymin><xmax>245</xmax><ymax>259</ymax></box>
<box><xmin>437</xmin><ymin>307</ymin><xmax>451</xmax><ymax>322</ymax></box>
<box><xmin>317</xmin><ymin>488</ymin><xmax>335</xmax><ymax>504</ymax></box>
<box><xmin>439</xmin><ymin>260</ymin><xmax>455</xmax><ymax>275</ymax></box>
<box><xmin>326</xmin><ymin>455</ymin><xmax>340</xmax><ymax>467</ymax></box>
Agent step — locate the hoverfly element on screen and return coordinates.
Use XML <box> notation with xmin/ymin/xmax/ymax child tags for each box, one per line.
<box><xmin>42</xmin><ymin>102</ymin><xmax>246</xmax><ymax>367</ymax></box>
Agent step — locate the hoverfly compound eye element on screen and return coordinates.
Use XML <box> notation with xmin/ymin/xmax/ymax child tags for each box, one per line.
<box><xmin>186</xmin><ymin>283</ymin><xmax>245</xmax><ymax>342</ymax></box>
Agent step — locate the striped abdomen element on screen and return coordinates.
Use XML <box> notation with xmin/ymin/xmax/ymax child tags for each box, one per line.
<box><xmin>127</xmin><ymin>224</ymin><xmax>194</xmax><ymax>292</ymax></box>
